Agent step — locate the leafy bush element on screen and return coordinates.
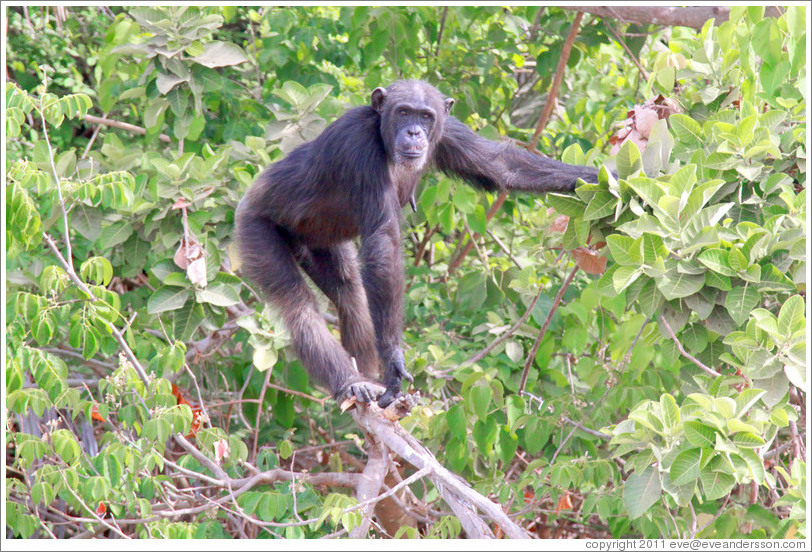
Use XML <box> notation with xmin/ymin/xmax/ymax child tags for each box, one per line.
<box><xmin>5</xmin><ymin>5</ymin><xmax>806</xmax><ymax>540</ymax></box>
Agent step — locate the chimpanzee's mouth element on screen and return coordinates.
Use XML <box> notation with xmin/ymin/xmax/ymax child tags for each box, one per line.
<box><xmin>400</xmin><ymin>151</ymin><xmax>424</xmax><ymax>158</ymax></box>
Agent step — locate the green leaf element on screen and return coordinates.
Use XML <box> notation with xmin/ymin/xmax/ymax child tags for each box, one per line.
<box><xmin>671</xmin><ymin>448</ymin><xmax>703</xmax><ymax>485</ymax></box>
<box><xmin>445</xmin><ymin>437</ymin><xmax>468</xmax><ymax>473</ymax></box>
<box><xmin>752</xmin><ymin>19</ymin><xmax>782</xmax><ymax>67</ymax></box>
<box><xmin>80</xmin><ymin>257</ymin><xmax>114</xmax><ymax>286</ymax></box>
<box><xmin>147</xmin><ymin>287</ymin><xmax>190</xmax><ymax>314</ymax></box>
<box><xmin>252</xmin><ymin>344</ymin><xmax>277</xmax><ymax>371</ymax></box>
<box><xmin>701</xmin><ymin>469</ymin><xmax>735</xmax><ymax>500</ymax></box>
<box><xmin>606</xmin><ymin>235</ymin><xmax>637</xmax><ymax>266</ymax></box>
<box><xmin>191</xmin><ymin>41</ymin><xmax>248</xmax><ymax>68</ymax></box>
<box><xmin>660</xmin><ymin>393</ymin><xmax>680</xmax><ymax>430</ymax></box>
<box><xmin>733</xmin><ymin>431</ymin><xmax>766</xmax><ymax>448</ymax></box>
<box><xmin>546</xmin><ymin>193</ymin><xmax>586</xmax><ymax>217</ymax></box>
<box><xmin>734</xmin><ymin>388</ymin><xmax>766</xmax><ymax>416</ymax></box>
<box><xmin>613</xmin><ymin>266</ymin><xmax>642</xmax><ymax>293</ymax></box>
<box><xmin>640</xmin><ymin>233</ymin><xmax>668</xmax><ymax>264</ymax></box>
<box><xmin>623</xmin><ymin>466</ymin><xmax>662</xmax><ymax>519</ymax></box>
<box><xmin>472</xmin><ymin>418</ymin><xmax>497</xmax><ymax>455</ymax></box>
<box><xmin>446</xmin><ymin>404</ymin><xmax>467</xmax><ymax>442</ymax></box>
<box><xmin>583</xmin><ymin>192</ymin><xmax>618</xmax><ymax>221</ymax></box>
<box><xmin>97</xmin><ymin>222</ymin><xmax>134</xmax><ymax>250</ymax></box>
<box><xmin>736</xmin><ymin>449</ymin><xmax>765</xmax><ymax>485</ymax></box>
<box><xmin>727</xmin><ymin>248</ymin><xmax>749</xmax><ymax>273</ymax></box>
<box><xmin>669</xmin><ymin>114</ymin><xmax>703</xmax><ymax>146</ymax></box>
<box><xmin>52</xmin><ymin>429</ymin><xmax>81</xmax><ymax>464</ymax></box>
<box><xmin>195</xmin><ymin>281</ymin><xmax>241</xmax><ymax>307</ymax></box>
<box><xmin>684</xmin><ymin>421</ymin><xmax>716</xmax><ymax>448</ymax></box>
<box><xmin>470</xmin><ymin>385</ymin><xmax>492</xmax><ymax>421</ymax></box>
<box><xmin>657</xmin><ymin>271</ymin><xmax>704</xmax><ymax>301</ymax></box>
<box><xmin>777</xmin><ymin>295</ymin><xmax>805</xmax><ymax>337</ymax></box>
<box><xmin>724</xmin><ymin>285</ymin><xmax>760</xmax><ymax>326</ymax></box>
<box><xmin>638</xmin><ymin>279</ymin><xmax>665</xmax><ymax>318</ymax></box>
<box><xmin>172</xmin><ymin>302</ymin><xmax>204</xmax><ymax>341</ymax></box>
<box><xmin>616</xmin><ymin>140</ymin><xmax>642</xmax><ymax>179</ymax></box>
<box><xmin>626</xmin><ymin>177</ymin><xmax>664</xmax><ymax>208</ymax></box>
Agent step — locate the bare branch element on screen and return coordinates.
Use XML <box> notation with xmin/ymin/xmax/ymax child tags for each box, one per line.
<box><xmin>560</xmin><ymin>6</ymin><xmax>782</xmax><ymax>30</ymax></box>
<box><xmin>519</xmin><ymin>265</ymin><xmax>580</xmax><ymax>394</ymax></box>
<box><xmin>349</xmin><ymin>441</ymin><xmax>389</xmax><ymax>538</ymax></box>
<box><xmin>351</xmin><ymin>404</ymin><xmax>531</xmax><ymax>539</ymax></box>
<box><xmin>84</xmin><ymin>113</ymin><xmax>172</xmax><ymax>143</ymax></box>
<box><xmin>659</xmin><ymin>315</ymin><xmax>722</xmax><ymax>378</ymax></box>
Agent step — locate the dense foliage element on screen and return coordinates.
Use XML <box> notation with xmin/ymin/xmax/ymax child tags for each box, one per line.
<box><xmin>5</xmin><ymin>5</ymin><xmax>807</xmax><ymax>540</ymax></box>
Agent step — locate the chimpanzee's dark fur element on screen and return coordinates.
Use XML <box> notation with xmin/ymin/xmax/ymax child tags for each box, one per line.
<box><xmin>235</xmin><ymin>80</ymin><xmax>600</xmax><ymax>407</ymax></box>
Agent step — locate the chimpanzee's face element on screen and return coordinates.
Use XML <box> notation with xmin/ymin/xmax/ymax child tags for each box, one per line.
<box><xmin>372</xmin><ymin>81</ymin><xmax>454</xmax><ymax>171</ymax></box>
<box><xmin>389</xmin><ymin>102</ymin><xmax>435</xmax><ymax>169</ymax></box>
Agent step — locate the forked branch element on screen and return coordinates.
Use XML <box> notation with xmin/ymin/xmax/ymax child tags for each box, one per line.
<box><xmin>350</xmin><ymin>403</ymin><xmax>530</xmax><ymax>539</ymax></box>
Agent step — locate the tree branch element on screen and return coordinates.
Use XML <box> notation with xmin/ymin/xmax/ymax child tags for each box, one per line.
<box><xmin>560</xmin><ymin>6</ymin><xmax>782</xmax><ymax>30</ymax></box>
<box><xmin>659</xmin><ymin>315</ymin><xmax>722</xmax><ymax>378</ymax></box>
<box><xmin>350</xmin><ymin>404</ymin><xmax>531</xmax><ymax>539</ymax></box>
<box><xmin>84</xmin><ymin>113</ymin><xmax>172</xmax><ymax>143</ymax></box>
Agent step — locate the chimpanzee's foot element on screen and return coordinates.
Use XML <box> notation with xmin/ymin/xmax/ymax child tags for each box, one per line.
<box><xmin>344</xmin><ymin>380</ymin><xmax>386</xmax><ymax>404</ymax></box>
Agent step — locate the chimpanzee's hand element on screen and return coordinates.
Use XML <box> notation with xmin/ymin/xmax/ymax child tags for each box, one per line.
<box><xmin>378</xmin><ymin>349</ymin><xmax>413</xmax><ymax>408</ymax></box>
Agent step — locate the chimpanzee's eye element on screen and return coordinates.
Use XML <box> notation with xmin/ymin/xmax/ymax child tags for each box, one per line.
<box><xmin>398</xmin><ymin>109</ymin><xmax>408</xmax><ymax>117</ymax></box>
<box><xmin>421</xmin><ymin>113</ymin><xmax>431</xmax><ymax>120</ymax></box>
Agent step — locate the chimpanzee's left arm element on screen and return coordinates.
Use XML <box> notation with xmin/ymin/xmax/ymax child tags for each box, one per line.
<box><xmin>434</xmin><ymin>116</ymin><xmax>600</xmax><ymax>194</ymax></box>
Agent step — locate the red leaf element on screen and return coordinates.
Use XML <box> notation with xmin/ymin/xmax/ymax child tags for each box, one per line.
<box><xmin>96</xmin><ymin>502</ymin><xmax>107</xmax><ymax>515</ymax></box>
<box><xmin>214</xmin><ymin>439</ymin><xmax>230</xmax><ymax>463</ymax></box>
<box><xmin>571</xmin><ymin>248</ymin><xmax>608</xmax><ymax>275</ymax></box>
<box><xmin>550</xmin><ymin>215</ymin><xmax>569</xmax><ymax>233</ymax></box>
<box><xmin>172</xmin><ymin>198</ymin><xmax>192</xmax><ymax>210</ymax></box>
<box><xmin>91</xmin><ymin>403</ymin><xmax>106</xmax><ymax>422</ymax></box>
<box><xmin>555</xmin><ymin>493</ymin><xmax>573</xmax><ymax>512</ymax></box>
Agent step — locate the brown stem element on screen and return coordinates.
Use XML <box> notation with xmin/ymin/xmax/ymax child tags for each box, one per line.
<box><xmin>529</xmin><ymin>11</ymin><xmax>584</xmax><ymax>150</ymax></box>
<box><xmin>84</xmin><ymin>114</ymin><xmax>172</xmax><ymax>143</ymax></box>
<box><xmin>466</xmin><ymin>285</ymin><xmax>544</xmax><ymax>365</ymax></box>
<box><xmin>447</xmin><ymin>12</ymin><xmax>584</xmax><ymax>277</ymax></box>
<box><xmin>659</xmin><ymin>315</ymin><xmax>722</xmax><ymax>378</ymax></box>
<box><xmin>518</xmin><ymin>265</ymin><xmax>579</xmax><ymax>394</ymax></box>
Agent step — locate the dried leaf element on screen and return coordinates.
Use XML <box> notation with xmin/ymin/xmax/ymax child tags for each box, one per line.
<box><xmin>550</xmin><ymin>214</ymin><xmax>569</xmax><ymax>233</ymax></box>
<box><xmin>187</xmin><ymin>256</ymin><xmax>207</xmax><ymax>287</ymax></box>
<box><xmin>572</xmin><ymin>247</ymin><xmax>608</xmax><ymax>275</ymax></box>
<box><xmin>555</xmin><ymin>493</ymin><xmax>573</xmax><ymax>511</ymax></box>
<box><xmin>214</xmin><ymin>438</ymin><xmax>230</xmax><ymax>463</ymax></box>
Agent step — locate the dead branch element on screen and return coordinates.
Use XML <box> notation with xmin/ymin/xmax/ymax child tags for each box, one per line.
<box><xmin>351</xmin><ymin>403</ymin><xmax>531</xmax><ymax>539</ymax></box>
<box><xmin>350</xmin><ymin>440</ymin><xmax>389</xmax><ymax>538</ymax></box>
<box><xmin>84</xmin><ymin>113</ymin><xmax>172</xmax><ymax>143</ymax></box>
<box><xmin>561</xmin><ymin>6</ymin><xmax>783</xmax><ymax>30</ymax></box>
<box><xmin>659</xmin><ymin>315</ymin><xmax>722</xmax><ymax>378</ymax></box>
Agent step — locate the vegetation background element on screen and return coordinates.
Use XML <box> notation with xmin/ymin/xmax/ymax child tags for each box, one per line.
<box><xmin>4</xmin><ymin>4</ymin><xmax>807</xmax><ymax>540</ymax></box>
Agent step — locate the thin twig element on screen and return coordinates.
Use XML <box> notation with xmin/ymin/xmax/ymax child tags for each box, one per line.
<box><xmin>466</xmin><ymin>285</ymin><xmax>544</xmax><ymax>365</ymax></box>
<box><xmin>486</xmin><ymin>228</ymin><xmax>524</xmax><ymax>269</ymax></box>
<box><xmin>659</xmin><ymin>315</ymin><xmax>722</xmax><ymax>377</ymax></box>
<box><xmin>84</xmin><ymin>114</ymin><xmax>172</xmax><ymax>143</ymax></box>
<box><xmin>251</xmin><ymin>368</ymin><xmax>273</xmax><ymax>462</ymax></box>
<box><xmin>519</xmin><ymin>265</ymin><xmax>580</xmax><ymax>394</ymax></box>
<box><xmin>81</xmin><ymin>111</ymin><xmax>107</xmax><ymax>159</ymax></box>
<box><xmin>529</xmin><ymin>11</ymin><xmax>584</xmax><ymax>149</ymax></box>
<box><xmin>434</xmin><ymin>7</ymin><xmax>449</xmax><ymax>57</ymax></box>
<box><xmin>560</xmin><ymin>416</ymin><xmax>610</xmax><ymax>440</ymax></box>
<box><xmin>44</xmin><ymin>234</ymin><xmax>151</xmax><ymax>384</ymax></box>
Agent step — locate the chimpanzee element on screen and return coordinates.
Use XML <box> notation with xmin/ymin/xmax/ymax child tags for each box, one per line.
<box><xmin>235</xmin><ymin>80</ymin><xmax>600</xmax><ymax>408</ymax></box>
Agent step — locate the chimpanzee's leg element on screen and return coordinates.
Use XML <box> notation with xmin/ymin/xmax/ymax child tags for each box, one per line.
<box><xmin>297</xmin><ymin>242</ymin><xmax>382</xmax><ymax>380</ymax></box>
<box><xmin>236</xmin><ymin>216</ymin><xmax>382</xmax><ymax>402</ymax></box>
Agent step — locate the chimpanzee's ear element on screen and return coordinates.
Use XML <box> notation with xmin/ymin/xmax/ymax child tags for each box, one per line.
<box><xmin>371</xmin><ymin>87</ymin><xmax>387</xmax><ymax>112</ymax></box>
<box><xmin>444</xmin><ymin>97</ymin><xmax>455</xmax><ymax>114</ymax></box>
